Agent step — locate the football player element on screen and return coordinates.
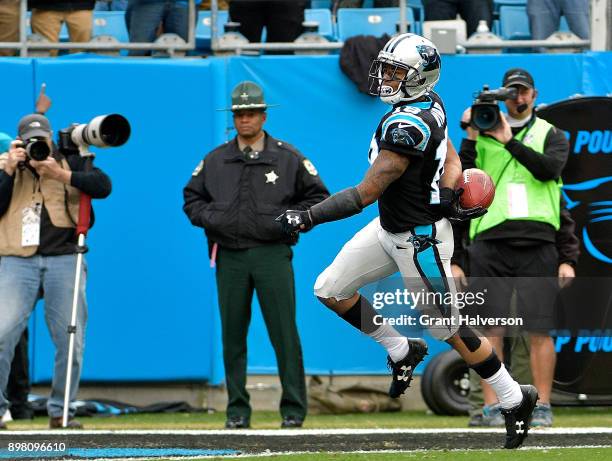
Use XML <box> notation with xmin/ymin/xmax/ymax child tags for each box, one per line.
<box><xmin>277</xmin><ymin>34</ymin><xmax>537</xmax><ymax>449</ymax></box>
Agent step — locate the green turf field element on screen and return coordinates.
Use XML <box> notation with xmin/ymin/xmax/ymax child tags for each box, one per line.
<box><xmin>156</xmin><ymin>448</ymin><xmax>612</xmax><ymax>461</ymax></box>
<box><xmin>6</xmin><ymin>407</ymin><xmax>612</xmax><ymax>430</ymax></box>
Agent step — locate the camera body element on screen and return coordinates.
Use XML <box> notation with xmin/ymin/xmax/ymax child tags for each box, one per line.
<box><xmin>19</xmin><ymin>138</ymin><xmax>51</xmax><ymax>162</ymax></box>
<box><xmin>58</xmin><ymin>114</ymin><xmax>131</xmax><ymax>155</ymax></box>
<box><xmin>470</xmin><ymin>85</ymin><xmax>517</xmax><ymax>131</ymax></box>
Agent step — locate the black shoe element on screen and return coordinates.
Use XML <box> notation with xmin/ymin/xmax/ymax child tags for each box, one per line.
<box><xmin>501</xmin><ymin>385</ymin><xmax>538</xmax><ymax>449</ymax></box>
<box><xmin>225</xmin><ymin>416</ymin><xmax>250</xmax><ymax>429</ymax></box>
<box><xmin>281</xmin><ymin>415</ymin><xmax>304</xmax><ymax>428</ymax></box>
<box><xmin>387</xmin><ymin>338</ymin><xmax>428</xmax><ymax>398</ymax></box>
<box><xmin>10</xmin><ymin>406</ymin><xmax>34</xmax><ymax>420</ymax></box>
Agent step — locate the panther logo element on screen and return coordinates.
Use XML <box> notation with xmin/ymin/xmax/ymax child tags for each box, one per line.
<box><xmin>391</xmin><ymin>127</ymin><xmax>416</xmax><ymax>146</ymax></box>
<box><xmin>416</xmin><ymin>45</ymin><xmax>439</xmax><ymax>71</ymax></box>
<box><xmin>563</xmin><ymin>176</ymin><xmax>612</xmax><ymax>264</ymax></box>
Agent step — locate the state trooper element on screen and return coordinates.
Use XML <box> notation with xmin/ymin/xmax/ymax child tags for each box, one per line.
<box><xmin>183</xmin><ymin>81</ymin><xmax>329</xmax><ymax>429</ymax></box>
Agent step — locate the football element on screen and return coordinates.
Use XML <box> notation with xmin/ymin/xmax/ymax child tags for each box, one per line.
<box><xmin>455</xmin><ymin>168</ymin><xmax>495</xmax><ymax>209</ymax></box>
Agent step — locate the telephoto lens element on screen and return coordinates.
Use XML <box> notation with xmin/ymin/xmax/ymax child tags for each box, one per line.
<box><xmin>25</xmin><ymin>139</ymin><xmax>51</xmax><ymax>161</ymax></box>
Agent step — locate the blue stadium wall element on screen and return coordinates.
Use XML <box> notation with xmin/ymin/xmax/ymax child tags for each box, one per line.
<box><xmin>0</xmin><ymin>52</ymin><xmax>609</xmax><ymax>385</ymax></box>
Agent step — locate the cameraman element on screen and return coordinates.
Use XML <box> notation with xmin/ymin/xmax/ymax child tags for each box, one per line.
<box><xmin>453</xmin><ymin>68</ymin><xmax>570</xmax><ymax>427</ymax></box>
<box><xmin>0</xmin><ymin>114</ymin><xmax>111</xmax><ymax>429</ymax></box>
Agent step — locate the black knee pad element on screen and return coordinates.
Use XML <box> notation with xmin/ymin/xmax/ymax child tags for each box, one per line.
<box><xmin>458</xmin><ymin>326</ymin><xmax>482</xmax><ymax>352</ymax></box>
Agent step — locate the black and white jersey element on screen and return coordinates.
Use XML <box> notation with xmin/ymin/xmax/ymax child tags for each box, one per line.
<box><xmin>368</xmin><ymin>91</ymin><xmax>448</xmax><ymax>233</ymax></box>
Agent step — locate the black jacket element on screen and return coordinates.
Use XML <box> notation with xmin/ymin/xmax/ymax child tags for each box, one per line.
<box><xmin>340</xmin><ymin>34</ymin><xmax>391</xmax><ymax>95</ymax></box>
<box><xmin>183</xmin><ymin>133</ymin><xmax>329</xmax><ymax>250</ymax></box>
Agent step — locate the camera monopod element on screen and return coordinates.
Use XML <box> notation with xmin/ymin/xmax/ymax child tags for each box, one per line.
<box><xmin>59</xmin><ymin>114</ymin><xmax>130</xmax><ymax>427</ymax></box>
<box><xmin>62</xmin><ymin>157</ymin><xmax>93</xmax><ymax>428</ymax></box>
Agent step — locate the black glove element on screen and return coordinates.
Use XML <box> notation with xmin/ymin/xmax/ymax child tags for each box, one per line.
<box><xmin>275</xmin><ymin>209</ymin><xmax>313</xmax><ymax>236</ymax></box>
<box><xmin>439</xmin><ymin>187</ymin><xmax>487</xmax><ymax>222</ymax></box>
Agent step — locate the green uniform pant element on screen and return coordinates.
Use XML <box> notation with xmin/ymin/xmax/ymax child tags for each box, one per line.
<box><xmin>216</xmin><ymin>244</ymin><xmax>307</xmax><ymax>420</ymax></box>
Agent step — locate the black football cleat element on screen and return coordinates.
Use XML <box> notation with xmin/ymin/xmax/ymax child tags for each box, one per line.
<box><xmin>387</xmin><ymin>338</ymin><xmax>429</xmax><ymax>398</ymax></box>
<box><xmin>501</xmin><ymin>384</ymin><xmax>538</xmax><ymax>449</ymax></box>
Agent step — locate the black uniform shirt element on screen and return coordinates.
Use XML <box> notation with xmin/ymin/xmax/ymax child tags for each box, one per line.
<box><xmin>368</xmin><ymin>91</ymin><xmax>448</xmax><ymax>232</ymax></box>
<box><xmin>183</xmin><ymin>133</ymin><xmax>329</xmax><ymax>250</ymax></box>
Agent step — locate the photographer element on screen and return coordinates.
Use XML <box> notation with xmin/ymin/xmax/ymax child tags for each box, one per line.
<box><xmin>453</xmin><ymin>68</ymin><xmax>571</xmax><ymax>427</ymax></box>
<box><xmin>0</xmin><ymin>114</ymin><xmax>111</xmax><ymax>429</ymax></box>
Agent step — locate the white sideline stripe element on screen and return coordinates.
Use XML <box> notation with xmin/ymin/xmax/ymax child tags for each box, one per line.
<box><xmin>55</xmin><ymin>446</ymin><xmax>612</xmax><ymax>461</ymax></box>
<box><xmin>1</xmin><ymin>427</ymin><xmax>612</xmax><ymax>436</ymax></box>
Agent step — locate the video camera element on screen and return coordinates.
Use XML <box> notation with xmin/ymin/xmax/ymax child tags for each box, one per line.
<box><xmin>58</xmin><ymin>114</ymin><xmax>131</xmax><ymax>155</ymax></box>
<box><xmin>469</xmin><ymin>85</ymin><xmax>517</xmax><ymax>131</ymax></box>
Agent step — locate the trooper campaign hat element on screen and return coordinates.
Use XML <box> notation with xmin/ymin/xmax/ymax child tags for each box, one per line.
<box><xmin>225</xmin><ymin>81</ymin><xmax>278</xmax><ymax>112</ymax></box>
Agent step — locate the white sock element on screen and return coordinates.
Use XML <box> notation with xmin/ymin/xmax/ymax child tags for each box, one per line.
<box><xmin>485</xmin><ymin>364</ymin><xmax>523</xmax><ymax>409</ymax></box>
<box><xmin>369</xmin><ymin>324</ymin><xmax>409</xmax><ymax>362</ymax></box>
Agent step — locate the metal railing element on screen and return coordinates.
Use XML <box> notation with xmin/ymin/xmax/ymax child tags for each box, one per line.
<box><xmin>210</xmin><ymin>0</ymin><xmax>592</xmax><ymax>55</ymax></box>
<box><xmin>1</xmin><ymin>0</ymin><xmax>600</xmax><ymax>57</ymax></box>
<box><xmin>1</xmin><ymin>0</ymin><xmax>196</xmax><ymax>57</ymax></box>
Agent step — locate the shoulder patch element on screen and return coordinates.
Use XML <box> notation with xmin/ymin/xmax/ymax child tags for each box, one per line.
<box><xmin>382</xmin><ymin>115</ymin><xmax>430</xmax><ymax>151</ymax></box>
<box><xmin>303</xmin><ymin>159</ymin><xmax>318</xmax><ymax>176</ymax></box>
<box><xmin>391</xmin><ymin>126</ymin><xmax>417</xmax><ymax>146</ymax></box>
<box><xmin>192</xmin><ymin>160</ymin><xmax>204</xmax><ymax>176</ymax></box>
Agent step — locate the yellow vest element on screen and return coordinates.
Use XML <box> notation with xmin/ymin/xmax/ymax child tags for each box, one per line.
<box><xmin>0</xmin><ymin>153</ymin><xmax>80</xmax><ymax>257</ymax></box>
<box><xmin>469</xmin><ymin>117</ymin><xmax>562</xmax><ymax>240</ymax></box>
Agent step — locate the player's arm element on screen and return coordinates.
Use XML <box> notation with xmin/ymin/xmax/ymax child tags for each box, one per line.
<box><xmin>356</xmin><ymin>148</ymin><xmax>410</xmax><ymax>206</ymax></box>
<box><xmin>439</xmin><ymin>138</ymin><xmax>487</xmax><ymax>222</ymax></box>
<box><xmin>277</xmin><ymin>149</ymin><xmax>409</xmax><ymax>234</ymax></box>
<box><xmin>439</xmin><ymin>138</ymin><xmax>462</xmax><ymax>189</ymax></box>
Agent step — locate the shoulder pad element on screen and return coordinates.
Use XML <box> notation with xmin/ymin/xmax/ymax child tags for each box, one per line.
<box><xmin>381</xmin><ymin>113</ymin><xmax>432</xmax><ymax>151</ymax></box>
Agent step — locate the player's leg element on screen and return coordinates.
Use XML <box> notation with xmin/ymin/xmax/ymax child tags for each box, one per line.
<box><xmin>314</xmin><ymin>218</ymin><xmax>412</xmax><ymax>363</ymax></box>
<box><xmin>391</xmin><ymin>219</ymin><xmax>536</xmax><ymax>448</ymax></box>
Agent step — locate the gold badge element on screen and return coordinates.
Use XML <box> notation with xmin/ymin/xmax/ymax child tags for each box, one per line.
<box><xmin>192</xmin><ymin>160</ymin><xmax>204</xmax><ymax>176</ymax></box>
<box><xmin>303</xmin><ymin>159</ymin><xmax>318</xmax><ymax>176</ymax></box>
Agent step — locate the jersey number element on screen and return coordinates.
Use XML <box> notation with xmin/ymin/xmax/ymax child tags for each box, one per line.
<box><xmin>429</xmin><ymin>133</ymin><xmax>448</xmax><ymax>204</ymax></box>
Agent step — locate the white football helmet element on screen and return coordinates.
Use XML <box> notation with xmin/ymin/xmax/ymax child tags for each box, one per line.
<box><xmin>368</xmin><ymin>33</ymin><xmax>442</xmax><ymax>105</ymax></box>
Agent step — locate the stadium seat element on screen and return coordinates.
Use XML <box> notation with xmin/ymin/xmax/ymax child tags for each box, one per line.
<box><xmin>494</xmin><ymin>0</ymin><xmax>527</xmax><ymax>8</ymax></box>
<box><xmin>310</xmin><ymin>0</ymin><xmax>332</xmax><ymax>8</ymax></box>
<box><xmin>499</xmin><ymin>5</ymin><xmax>530</xmax><ymax>40</ymax></box>
<box><xmin>361</xmin><ymin>1</ymin><xmax>424</xmax><ymax>34</ymax></box>
<box><xmin>336</xmin><ymin>8</ymin><xmax>416</xmax><ymax>41</ymax></box>
<box><xmin>93</xmin><ymin>12</ymin><xmax>129</xmax><ymax>43</ymax></box>
<box><xmin>196</xmin><ymin>10</ymin><xmax>230</xmax><ymax>50</ymax></box>
<box><xmin>305</xmin><ymin>8</ymin><xmax>334</xmax><ymax>40</ymax></box>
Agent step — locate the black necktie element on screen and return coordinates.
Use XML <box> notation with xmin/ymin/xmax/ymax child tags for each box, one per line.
<box><xmin>243</xmin><ymin>145</ymin><xmax>259</xmax><ymax>160</ymax></box>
